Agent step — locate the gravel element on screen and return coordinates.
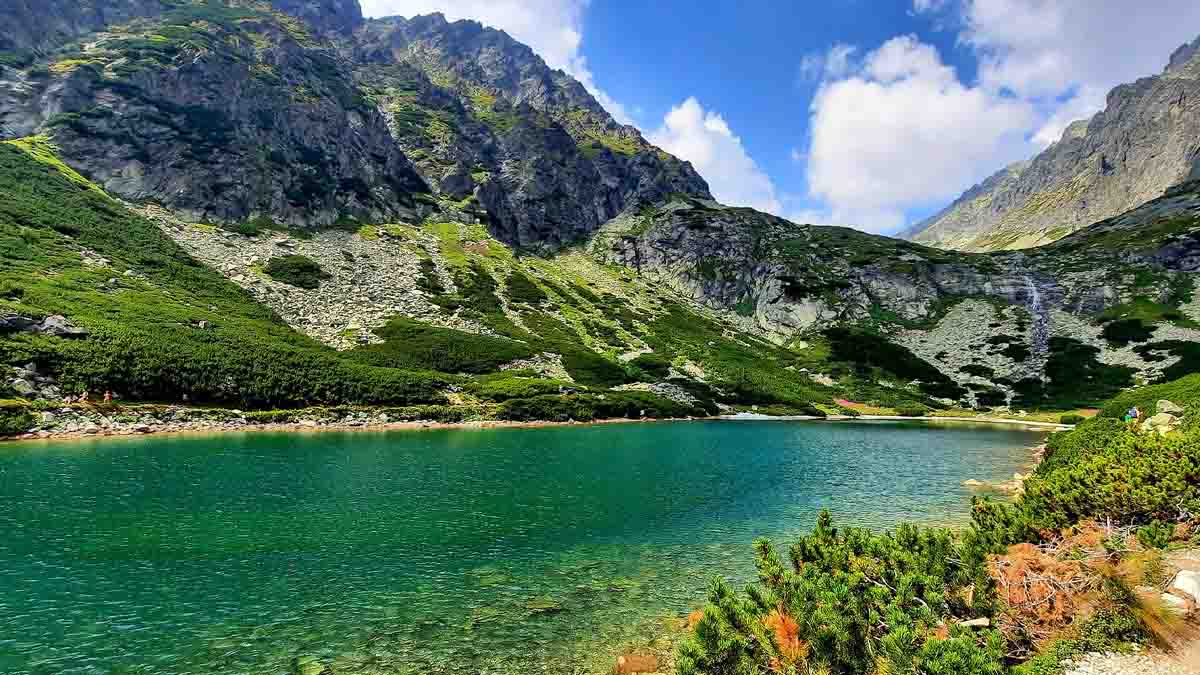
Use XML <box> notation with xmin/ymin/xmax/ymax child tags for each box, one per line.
<box><xmin>1066</xmin><ymin>649</ymin><xmax>1200</xmax><ymax>675</ymax></box>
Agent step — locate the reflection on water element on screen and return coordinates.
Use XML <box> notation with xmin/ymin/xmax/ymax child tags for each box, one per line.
<box><xmin>0</xmin><ymin>420</ymin><xmax>1044</xmax><ymax>674</ymax></box>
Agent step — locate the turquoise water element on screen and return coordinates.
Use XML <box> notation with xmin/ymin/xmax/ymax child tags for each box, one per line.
<box><xmin>0</xmin><ymin>420</ymin><xmax>1043</xmax><ymax>675</ymax></box>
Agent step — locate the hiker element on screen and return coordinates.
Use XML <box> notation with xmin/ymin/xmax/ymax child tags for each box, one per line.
<box><xmin>103</xmin><ymin>390</ymin><xmax>113</xmax><ymax>403</ymax></box>
<box><xmin>1124</xmin><ymin>406</ymin><xmax>1141</xmax><ymax>423</ymax></box>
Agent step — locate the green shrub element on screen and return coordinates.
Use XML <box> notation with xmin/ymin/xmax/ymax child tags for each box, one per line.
<box><xmin>505</xmin><ymin>269</ymin><xmax>547</xmax><ymax>304</ymax></box>
<box><xmin>959</xmin><ymin>363</ymin><xmax>995</xmax><ymax>378</ymax></box>
<box><xmin>0</xmin><ymin>404</ymin><xmax>33</xmax><ymax>437</ymax></box>
<box><xmin>1101</xmin><ymin>318</ymin><xmax>1156</xmax><ymax>346</ymax></box>
<box><xmin>351</xmin><ymin>317</ymin><xmax>534</xmax><ymax>374</ymax></box>
<box><xmin>628</xmin><ymin>353</ymin><xmax>672</xmax><ymax>380</ymax></box>
<box><xmin>467</xmin><ymin>375</ymin><xmax>570</xmax><ymax>402</ymax></box>
<box><xmin>896</xmin><ymin>405</ymin><xmax>929</xmax><ymax>417</ymax></box>
<box><xmin>263</xmin><ymin>254</ymin><xmax>330</xmax><ymax>289</ymax></box>
<box><xmin>1014</xmin><ymin>338</ymin><xmax>1137</xmax><ymax>409</ymax></box>
<box><xmin>825</xmin><ymin>327</ymin><xmax>967</xmax><ymax>401</ymax></box>
<box><xmin>497</xmin><ymin>392</ymin><xmax>703</xmax><ymax>422</ymax></box>
<box><xmin>1135</xmin><ymin>521</ymin><xmax>1175</xmax><ymax>550</ymax></box>
<box><xmin>677</xmin><ymin>512</ymin><xmax>1006</xmax><ymax>675</ymax></box>
<box><xmin>1059</xmin><ymin>413</ymin><xmax>1085</xmax><ymax>425</ymax></box>
<box><xmin>1134</xmin><ymin>341</ymin><xmax>1200</xmax><ymax>383</ymax></box>
<box><xmin>1098</xmin><ymin>373</ymin><xmax>1200</xmax><ymax>418</ymax></box>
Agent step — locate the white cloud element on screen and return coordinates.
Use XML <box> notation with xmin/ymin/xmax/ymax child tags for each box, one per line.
<box><xmin>805</xmin><ymin>35</ymin><xmax>1035</xmax><ymax>233</ymax></box>
<box><xmin>955</xmin><ymin>0</ymin><xmax>1200</xmax><ymax>99</ymax></box>
<box><xmin>359</xmin><ymin>0</ymin><xmax>633</xmax><ymax>124</ymax></box>
<box><xmin>804</xmin><ymin>1</ymin><xmax>1200</xmax><ymax>233</ymax></box>
<box><xmin>649</xmin><ymin>98</ymin><xmax>783</xmax><ymax>216</ymax></box>
<box><xmin>918</xmin><ymin>0</ymin><xmax>1200</xmax><ymax>145</ymax></box>
<box><xmin>799</xmin><ymin>43</ymin><xmax>858</xmax><ymax>82</ymax></box>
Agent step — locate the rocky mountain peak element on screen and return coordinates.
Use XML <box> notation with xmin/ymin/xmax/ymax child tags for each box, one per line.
<box><xmin>1167</xmin><ymin>35</ymin><xmax>1200</xmax><ymax>74</ymax></box>
<box><xmin>906</xmin><ymin>34</ymin><xmax>1200</xmax><ymax>252</ymax></box>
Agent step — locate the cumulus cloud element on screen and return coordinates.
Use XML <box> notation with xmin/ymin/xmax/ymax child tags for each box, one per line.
<box><xmin>360</xmin><ymin>0</ymin><xmax>633</xmax><ymax>124</ymax></box>
<box><xmin>802</xmin><ymin>1</ymin><xmax>1200</xmax><ymax>233</ymax></box>
<box><xmin>649</xmin><ymin>98</ymin><xmax>784</xmax><ymax>216</ymax></box>
<box><xmin>805</xmin><ymin>35</ymin><xmax>1034</xmax><ymax>233</ymax></box>
<box><xmin>920</xmin><ymin>0</ymin><xmax>1200</xmax><ymax>143</ymax></box>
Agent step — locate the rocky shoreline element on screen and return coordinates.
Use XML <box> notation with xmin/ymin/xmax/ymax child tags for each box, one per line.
<box><xmin>1</xmin><ymin>403</ymin><xmax>1072</xmax><ymax>444</ymax></box>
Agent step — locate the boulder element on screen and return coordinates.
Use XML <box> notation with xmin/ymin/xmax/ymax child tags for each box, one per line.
<box><xmin>0</xmin><ymin>314</ymin><xmax>38</xmax><ymax>333</ymax></box>
<box><xmin>1142</xmin><ymin>412</ymin><xmax>1181</xmax><ymax>436</ymax></box>
<box><xmin>37</xmin><ymin>315</ymin><xmax>88</xmax><ymax>338</ymax></box>
<box><xmin>1158</xmin><ymin>399</ymin><xmax>1185</xmax><ymax>415</ymax></box>
<box><xmin>11</xmin><ymin>379</ymin><xmax>36</xmax><ymax>397</ymax></box>
<box><xmin>1171</xmin><ymin>570</ymin><xmax>1200</xmax><ymax>604</ymax></box>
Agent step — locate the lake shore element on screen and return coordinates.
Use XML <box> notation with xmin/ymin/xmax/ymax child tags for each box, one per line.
<box><xmin>2</xmin><ymin>404</ymin><xmax>1068</xmax><ymax>444</ymax></box>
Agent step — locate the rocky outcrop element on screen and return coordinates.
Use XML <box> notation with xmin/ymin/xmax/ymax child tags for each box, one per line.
<box><xmin>0</xmin><ymin>3</ymin><xmax>429</xmax><ymax>227</ymax></box>
<box><xmin>350</xmin><ymin>13</ymin><xmax>711</xmax><ymax>249</ymax></box>
<box><xmin>0</xmin><ymin>314</ymin><xmax>88</xmax><ymax>338</ymax></box>
<box><xmin>0</xmin><ymin>0</ymin><xmax>361</xmax><ymax>52</ymax></box>
<box><xmin>908</xmin><ymin>36</ymin><xmax>1200</xmax><ymax>252</ymax></box>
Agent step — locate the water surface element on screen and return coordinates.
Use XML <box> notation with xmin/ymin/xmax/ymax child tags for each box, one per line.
<box><xmin>0</xmin><ymin>420</ymin><xmax>1043</xmax><ymax>674</ymax></box>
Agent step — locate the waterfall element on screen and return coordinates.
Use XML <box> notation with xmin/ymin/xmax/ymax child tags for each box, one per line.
<box><xmin>1024</xmin><ymin>274</ymin><xmax>1049</xmax><ymax>358</ymax></box>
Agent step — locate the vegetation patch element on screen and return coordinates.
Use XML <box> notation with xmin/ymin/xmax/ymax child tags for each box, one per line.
<box><xmin>0</xmin><ymin>144</ymin><xmax>447</xmax><ymax>409</ymax></box>
<box><xmin>498</xmin><ymin>391</ymin><xmax>704</xmax><ymax>422</ymax></box>
<box><xmin>505</xmin><ymin>269</ymin><xmax>547</xmax><ymax>305</ymax></box>
<box><xmin>263</xmin><ymin>255</ymin><xmax>330</xmax><ymax>289</ymax></box>
<box><xmin>1100</xmin><ymin>318</ymin><xmax>1156</xmax><ymax>346</ymax></box>
<box><xmin>825</xmin><ymin>327</ymin><xmax>967</xmax><ymax>401</ymax></box>
<box><xmin>1012</xmin><ymin>338</ymin><xmax>1136</xmax><ymax>409</ymax></box>
<box><xmin>352</xmin><ymin>317</ymin><xmax>535</xmax><ymax>374</ymax></box>
<box><xmin>0</xmin><ymin>403</ymin><xmax>33</xmax><ymax>437</ymax></box>
<box><xmin>1134</xmin><ymin>341</ymin><xmax>1200</xmax><ymax>383</ymax></box>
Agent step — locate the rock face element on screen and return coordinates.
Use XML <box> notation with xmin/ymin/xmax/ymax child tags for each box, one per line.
<box><xmin>0</xmin><ymin>2</ymin><xmax>429</xmax><ymax>228</ymax></box>
<box><xmin>907</xmin><ymin>36</ymin><xmax>1200</xmax><ymax>252</ymax></box>
<box><xmin>0</xmin><ymin>1</ymin><xmax>708</xmax><ymax>249</ymax></box>
<box><xmin>350</xmin><ymin>13</ymin><xmax>711</xmax><ymax>248</ymax></box>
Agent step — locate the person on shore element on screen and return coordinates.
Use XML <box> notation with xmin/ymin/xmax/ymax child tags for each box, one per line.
<box><xmin>103</xmin><ymin>390</ymin><xmax>113</xmax><ymax>403</ymax></box>
<box><xmin>1124</xmin><ymin>406</ymin><xmax>1142</xmax><ymax>423</ymax></box>
<box><xmin>80</xmin><ymin>390</ymin><xmax>90</xmax><ymax>403</ymax></box>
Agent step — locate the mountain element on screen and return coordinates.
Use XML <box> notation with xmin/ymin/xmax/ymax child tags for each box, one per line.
<box><xmin>906</xmin><ymin>36</ymin><xmax>1200</xmax><ymax>252</ymax></box>
<box><xmin>2</xmin><ymin>0</ymin><xmax>1199</xmax><ymax>430</ymax></box>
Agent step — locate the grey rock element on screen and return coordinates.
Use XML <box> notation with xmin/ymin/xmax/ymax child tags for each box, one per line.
<box><xmin>0</xmin><ymin>314</ymin><xmax>39</xmax><ymax>333</ymax></box>
<box><xmin>38</xmin><ymin>315</ymin><xmax>88</xmax><ymax>339</ymax></box>
<box><xmin>1158</xmin><ymin>399</ymin><xmax>1185</xmax><ymax>415</ymax></box>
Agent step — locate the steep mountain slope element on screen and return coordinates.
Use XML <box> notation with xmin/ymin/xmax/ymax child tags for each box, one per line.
<box><xmin>907</xmin><ymin>36</ymin><xmax>1200</xmax><ymax>252</ymax></box>
<box><xmin>1</xmin><ymin>0</ymin><xmax>1198</xmax><ymax>427</ymax></box>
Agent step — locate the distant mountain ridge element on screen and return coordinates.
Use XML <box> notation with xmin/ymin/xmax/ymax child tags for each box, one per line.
<box><xmin>906</xmin><ymin>35</ymin><xmax>1200</xmax><ymax>252</ymax></box>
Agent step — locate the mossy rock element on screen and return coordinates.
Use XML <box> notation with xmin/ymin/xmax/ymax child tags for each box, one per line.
<box><xmin>524</xmin><ymin>596</ymin><xmax>564</xmax><ymax>615</ymax></box>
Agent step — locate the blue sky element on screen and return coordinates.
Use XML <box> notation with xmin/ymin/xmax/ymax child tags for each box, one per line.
<box><xmin>361</xmin><ymin>0</ymin><xmax>1200</xmax><ymax>234</ymax></box>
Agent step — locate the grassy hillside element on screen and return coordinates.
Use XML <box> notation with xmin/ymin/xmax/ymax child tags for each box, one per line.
<box><xmin>0</xmin><ymin>139</ymin><xmax>450</xmax><ymax>409</ymax></box>
<box><xmin>0</xmin><ymin>139</ymin><xmax>964</xmax><ymax>433</ymax></box>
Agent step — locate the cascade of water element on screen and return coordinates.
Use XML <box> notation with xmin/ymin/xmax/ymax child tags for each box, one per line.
<box><xmin>1024</xmin><ymin>274</ymin><xmax>1049</xmax><ymax>358</ymax></box>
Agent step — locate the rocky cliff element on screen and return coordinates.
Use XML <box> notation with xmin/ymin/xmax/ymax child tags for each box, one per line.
<box><xmin>0</xmin><ymin>1</ymin><xmax>708</xmax><ymax>248</ymax></box>
<box><xmin>906</xmin><ymin>36</ymin><xmax>1200</xmax><ymax>252</ymax></box>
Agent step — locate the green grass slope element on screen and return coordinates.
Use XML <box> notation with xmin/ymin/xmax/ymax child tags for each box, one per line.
<box><xmin>0</xmin><ymin>140</ymin><xmax>449</xmax><ymax>408</ymax></box>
